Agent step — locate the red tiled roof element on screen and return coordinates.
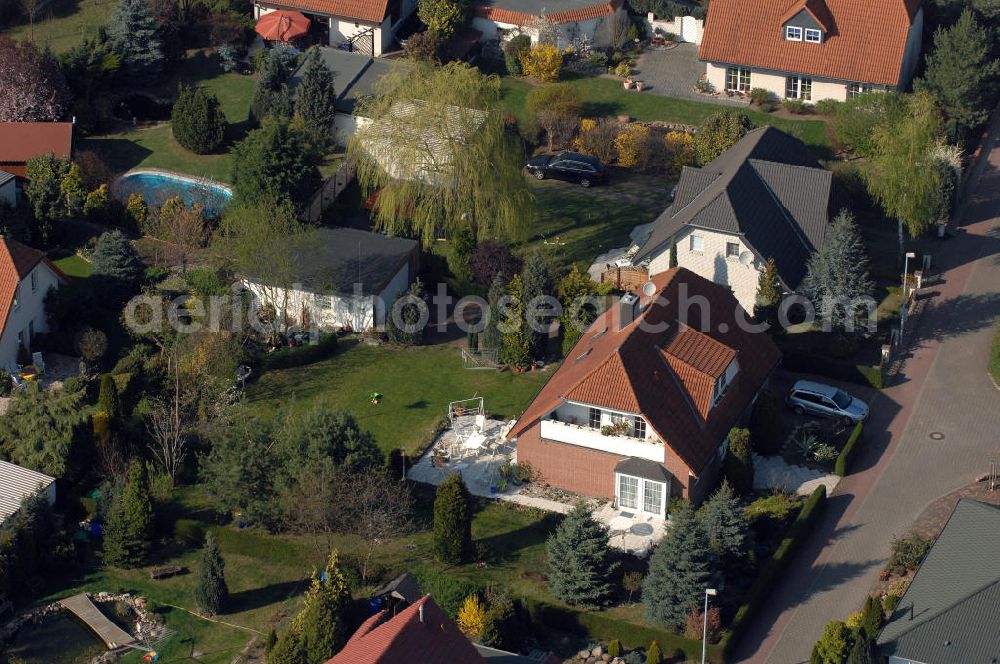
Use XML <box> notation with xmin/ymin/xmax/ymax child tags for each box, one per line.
<box><xmin>507</xmin><ymin>268</ymin><xmax>781</xmax><ymax>475</ymax></box>
<box><xmin>0</xmin><ymin>123</ymin><xmax>73</xmax><ymax>178</ymax></box>
<box><xmin>475</xmin><ymin>0</ymin><xmax>623</xmax><ymax>26</ymax></box>
<box><xmin>326</xmin><ymin>595</ymin><xmax>484</xmax><ymax>664</ymax></box>
<box><xmin>698</xmin><ymin>0</ymin><xmax>921</xmax><ymax>86</ymax></box>
<box><xmin>258</xmin><ymin>0</ymin><xmax>389</xmax><ymax>24</ymax></box>
<box><xmin>0</xmin><ymin>237</ymin><xmax>69</xmax><ymax>340</ymax></box>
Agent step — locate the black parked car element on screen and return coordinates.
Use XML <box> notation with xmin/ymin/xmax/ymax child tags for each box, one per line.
<box><xmin>525</xmin><ymin>152</ymin><xmax>609</xmax><ymax>187</ymax></box>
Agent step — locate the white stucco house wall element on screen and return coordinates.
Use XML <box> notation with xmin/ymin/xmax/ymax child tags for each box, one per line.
<box><xmin>254</xmin><ymin>0</ymin><xmax>417</xmax><ymax>55</ymax></box>
<box><xmin>242</xmin><ymin>227</ymin><xmax>419</xmax><ymax>333</ymax></box>
<box><xmin>698</xmin><ymin>0</ymin><xmax>923</xmax><ymax>102</ymax></box>
<box><xmin>0</xmin><ymin>238</ymin><xmax>67</xmax><ymax>373</ymax></box>
<box><xmin>473</xmin><ymin>0</ymin><xmax>628</xmax><ymax>48</ymax></box>
<box><xmin>633</xmin><ymin>127</ymin><xmax>833</xmax><ymax>314</ymax></box>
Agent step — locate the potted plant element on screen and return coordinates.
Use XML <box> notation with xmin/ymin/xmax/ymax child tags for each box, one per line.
<box><xmin>635</xmin><ymin>80</ymin><xmax>645</xmax><ymax>91</ymax></box>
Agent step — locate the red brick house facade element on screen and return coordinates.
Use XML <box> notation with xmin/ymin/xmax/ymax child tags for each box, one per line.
<box><xmin>507</xmin><ymin>268</ymin><xmax>780</xmax><ymax>509</ymax></box>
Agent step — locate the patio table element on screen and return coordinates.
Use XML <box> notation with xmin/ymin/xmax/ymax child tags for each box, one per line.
<box><xmin>463</xmin><ymin>432</ymin><xmax>487</xmax><ymax>450</ymax></box>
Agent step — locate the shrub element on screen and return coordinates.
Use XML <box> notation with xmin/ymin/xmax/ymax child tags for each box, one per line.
<box><xmin>889</xmin><ymin>532</ymin><xmax>933</xmax><ymax>571</ymax></box>
<box><xmin>695</xmin><ymin>110</ymin><xmax>754</xmax><ymax>164</ymax></box>
<box><xmin>749</xmin><ymin>88</ymin><xmax>777</xmax><ymax>112</ymax></box>
<box><xmin>646</xmin><ymin>640</ymin><xmax>662</xmax><ymax>664</ymax></box>
<box><xmin>614</xmin><ymin>61</ymin><xmax>632</xmax><ymax>78</ymax></box>
<box><xmin>608</xmin><ymin>639</ymin><xmax>622</xmax><ymax>657</ymax></box>
<box><xmin>456</xmin><ymin>594</ymin><xmax>486</xmax><ymax>637</ymax></box>
<box><xmin>433</xmin><ymin>474</ymin><xmax>472</xmax><ymax>564</ymax></box>
<box><xmin>814</xmin><ymin>99</ymin><xmax>842</xmax><ymax>115</ymax></box>
<box><xmin>412</xmin><ymin>568</ymin><xmax>479</xmax><ymax>618</ymax></box>
<box><xmin>575</xmin><ymin>118</ymin><xmax>619</xmax><ymax>163</ymax></box>
<box><xmin>469</xmin><ymin>241</ymin><xmax>521</xmax><ymax>286</ymax></box>
<box><xmin>663</xmin><ymin>131</ymin><xmax>696</xmax><ymax>175</ymax></box>
<box><xmin>812</xmin><ymin>620</ymin><xmax>850</xmax><ymax>663</ymax></box>
<box><xmin>519</xmin><ymin>43</ymin><xmax>563</xmax><ymax>82</ymax></box>
<box><xmin>745</xmin><ymin>492</ymin><xmax>797</xmax><ymax>522</ymax></box>
<box><xmin>884</xmin><ymin>594</ymin><xmax>900</xmax><ymax>612</ymax></box>
<box><xmin>503</xmin><ymin>34</ymin><xmax>531</xmax><ymax>76</ymax></box>
<box><xmin>683</xmin><ymin>606</ymin><xmax>721</xmax><ymax>642</ymax></box>
<box><xmin>172</xmin><ymin>85</ymin><xmax>227</xmax><ymax>154</ymax></box>
<box><xmin>834</xmin><ymin>422</ymin><xmax>864</xmax><ymax>476</ymax></box>
<box><xmin>126</xmin><ymin>193</ymin><xmax>147</xmax><ymax>228</ymax></box>
<box><xmin>83</xmin><ymin>184</ymin><xmax>113</xmax><ymax>222</ymax></box>
<box><xmin>723</xmin><ymin>427</ymin><xmax>753</xmax><ymax>495</ymax></box>
<box><xmin>217</xmin><ymin>44</ymin><xmax>239</xmax><ymax>72</ymax></box>
<box><xmin>614</xmin><ymin>124</ymin><xmax>651</xmax><ymax>168</ymax></box>
<box><xmin>404</xmin><ymin>29</ymin><xmax>442</xmax><ymax>61</ymax></box>
<box><xmin>783</xmin><ymin>98</ymin><xmax>810</xmax><ymax>114</ymax></box>
<box><xmin>859</xmin><ymin>595</ymin><xmax>884</xmax><ymax>638</ymax></box>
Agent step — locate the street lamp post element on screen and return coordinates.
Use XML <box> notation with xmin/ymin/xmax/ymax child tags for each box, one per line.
<box><xmin>900</xmin><ymin>251</ymin><xmax>916</xmax><ymax>336</ymax></box>
<box><xmin>702</xmin><ymin>588</ymin><xmax>718</xmax><ymax>664</ymax></box>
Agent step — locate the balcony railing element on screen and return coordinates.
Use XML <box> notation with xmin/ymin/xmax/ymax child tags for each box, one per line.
<box><xmin>539</xmin><ymin>419</ymin><xmax>664</xmax><ymax>462</ymax></box>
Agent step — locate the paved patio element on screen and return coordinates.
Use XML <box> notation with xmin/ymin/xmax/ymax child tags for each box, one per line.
<box><xmin>408</xmin><ymin>419</ymin><xmax>669</xmax><ymax>555</ymax></box>
<box><xmin>0</xmin><ymin>353</ymin><xmax>82</xmax><ymax>415</ymax></box>
<box><xmin>632</xmin><ymin>44</ymin><xmax>750</xmax><ymax>106</ymax></box>
<box><xmin>752</xmin><ymin>453</ymin><xmax>840</xmax><ymax>496</ymax></box>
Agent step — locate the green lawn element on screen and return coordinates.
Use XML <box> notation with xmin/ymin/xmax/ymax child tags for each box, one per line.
<box><xmin>246</xmin><ymin>341</ymin><xmax>551</xmax><ymax>455</ymax></box>
<box><xmin>1</xmin><ymin>0</ymin><xmax>114</xmax><ymax>53</ymax></box>
<box><xmin>53</xmin><ymin>254</ymin><xmax>93</xmax><ymax>278</ymax></box>
<box><xmin>501</xmin><ymin>75</ymin><xmax>832</xmax><ymax>154</ymax></box>
<box><xmin>79</xmin><ymin>51</ymin><xmax>256</xmax><ymax>184</ymax></box>
<box><xmin>990</xmin><ymin>319</ymin><xmax>1000</xmax><ymax>385</ymax></box>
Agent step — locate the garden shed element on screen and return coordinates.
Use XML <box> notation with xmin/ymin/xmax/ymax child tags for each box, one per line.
<box><xmin>0</xmin><ymin>460</ymin><xmax>56</xmax><ymax>526</ymax></box>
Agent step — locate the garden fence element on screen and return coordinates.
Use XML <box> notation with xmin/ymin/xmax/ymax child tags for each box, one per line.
<box><xmin>303</xmin><ymin>159</ymin><xmax>354</xmax><ymax>224</ymax></box>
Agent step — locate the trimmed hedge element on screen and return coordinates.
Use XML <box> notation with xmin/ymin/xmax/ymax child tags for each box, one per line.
<box><xmin>524</xmin><ymin>598</ymin><xmax>723</xmax><ymax>661</ymax></box>
<box><xmin>834</xmin><ymin>422</ymin><xmax>864</xmax><ymax>477</ymax></box>
<box><xmin>722</xmin><ymin>485</ymin><xmax>827</xmax><ymax>658</ymax></box>
<box><xmin>259</xmin><ymin>333</ymin><xmax>338</xmax><ymax>372</ymax></box>
<box><xmin>781</xmin><ymin>351</ymin><xmax>883</xmax><ymax>389</ymax></box>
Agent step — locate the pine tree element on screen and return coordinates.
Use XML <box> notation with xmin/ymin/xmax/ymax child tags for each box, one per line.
<box><xmin>846</xmin><ymin>631</ymin><xmax>875</xmax><ymax>664</ymax></box>
<box><xmin>482</xmin><ymin>275</ymin><xmax>506</xmax><ymax>353</ymax></box>
<box><xmin>520</xmin><ymin>251</ymin><xmax>555</xmax><ymax>359</ymax></box>
<box><xmin>267</xmin><ymin>630</ymin><xmax>306</xmax><ymax>664</ymax></box>
<box><xmin>646</xmin><ymin>640</ymin><xmax>662</xmax><ymax>664</ymax></box>
<box><xmin>97</xmin><ymin>373</ymin><xmax>119</xmax><ymax>420</ymax></box>
<box><xmin>801</xmin><ymin>210</ymin><xmax>873</xmax><ymax>333</ymax></box>
<box><xmin>105</xmin><ymin>0</ymin><xmax>165</xmax><ymax>80</ymax></box>
<box><xmin>103</xmin><ymin>462</ymin><xmax>153</xmax><ymax>567</ymax></box>
<box><xmin>722</xmin><ymin>428</ymin><xmax>753</xmax><ymax>496</ymax></box>
<box><xmin>753</xmin><ymin>257</ymin><xmax>781</xmax><ymax>333</ymax></box>
<box><xmin>433</xmin><ymin>473</ymin><xmax>472</xmax><ymax>564</ymax></box>
<box><xmin>252</xmin><ymin>50</ymin><xmax>293</xmax><ymax>125</ymax></box>
<box><xmin>644</xmin><ymin>505</ymin><xmax>712</xmax><ymax>629</ymax></box>
<box><xmin>295</xmin><ymin>47</ymin><xmax>337</xmax><ymax>132</ymax></box>
<box><xmin>194</xmin><ymin>532</ymin><xmax>228</xmax><ymax>615</ymax></box>
<box><xmin>697</xmin><ymin>480</ymin><xmax>748</xmax><ymax>557</ymax></box>
<box><xmin>546</xmin><ymin>503</ymin><xmax>618</xmax><ymax>608</ymax></box>
<box><xmin>386</xmin><ymin>279</ymin><xmax>427</xmax><ymax>346</ymax></box>
<box><xmin>172</xmin><ymin>85</ymin><xmax>228</xmax><ymax>154</ymax></box>
<box><xmin>231</xmin><ymin>121</ymin><xmax>321</xmax><ymax>207</ymax></box>
<box><xmin>295</xmin><ymin>550</ymin><xmax>351</xmax><ymax>663</ymax></box>
<box><xmin>919</xmin><ymin>9</ymin><xmax>1000</xmax><ymax>140</ymax></box>
<box><xmin>668</xmin><ymin>239</ymin><xmax>678</xmax><ymax>268</ymax></box>
<box><xmin>91</xmin><ymin>230</ymin><xmax>144</xmax><ymax>300</ymax></box>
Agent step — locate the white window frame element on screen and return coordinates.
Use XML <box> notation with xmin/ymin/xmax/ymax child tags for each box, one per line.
<box><xmin>588</xmin><ymin>407</ymin><xmax>602</xmax><ymax>429</ymax></box>
<box><xmin>616</xmin><ymin>473</ymin><xmax>668</xmax><ymax>518</ymax></box>
<box><xmin>785</xmin><ymin>76</ymin><xmax>812</xmax><ymax>101</ymax></box>
<box><xmin>725</xmin><ymin>241</ymin><xmax>740</xmax><ymax>258</ymax></box>
<box><xmin>633</xmin><ymin>416</ymin><xmax>646</xmax><ymax>439</ymax></box>
<box><xmin>785</xmin><ymin>25</ymin><xmax>803</xmax><ymax>41</ymax></box>
<box><xmin>725</xmin><ymin>66</ymin><xmax>751</xmax><ymax>93</ymax></box>
<box><xmin>848</xmin><ymin>82</ymin><xmax>873</xmax><ymax>99</ymax></box>
<box><xmin>689</xmin><ymin>234</ymin><xmax>704</xmax><ymax>253</ymax></box>
<box><xmin>804</xmin><ymin>28</ymin><xmax>822</xmax><ymax>43</ymax></box>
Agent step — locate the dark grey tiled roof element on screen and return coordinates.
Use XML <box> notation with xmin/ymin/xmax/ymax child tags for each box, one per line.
<box><xmin>635</xmin><ymin>126</ymin><xmax>832</xmax><ymax>290</ymax></box>
<box><xmin>615</xmin><ymin>457</ymin><xmax>672</xmax><ymax>484</ymax></box>
<box><xmin>256</xmin><ymin>227</ymin><xmax>417</xmax><ymax>296</ymax></box>
<box><xmin>290</xmin><ymin>48</ymin><xmax>400</xmax><ymax>114</ymax></box>
<box><xmin>877</xmin><ymin>499</ymin><xmax>1000</xmax><ymax>664</ymax></box>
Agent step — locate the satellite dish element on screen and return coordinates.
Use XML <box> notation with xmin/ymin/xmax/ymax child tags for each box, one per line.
<box><xmin>738</xmin><ymin>251</ymin><xmax>754</xmax><ymax>267</ymax></box>
<box><xmin>642</xmin><ymin>281</ymin><xmax>657</xmax><ymax>298</ymax></box>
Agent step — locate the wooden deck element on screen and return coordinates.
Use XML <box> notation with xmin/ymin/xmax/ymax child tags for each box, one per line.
<box><xmin>59</xmin><ymin>593</ymin><xmax>135</xmax><ymax>648</ymax></box>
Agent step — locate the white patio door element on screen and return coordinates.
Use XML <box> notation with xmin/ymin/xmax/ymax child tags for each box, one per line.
<box><xmin>616</xmin><ymin>473</ymin><xmax>667</xmax><ymax>518</ymax></box>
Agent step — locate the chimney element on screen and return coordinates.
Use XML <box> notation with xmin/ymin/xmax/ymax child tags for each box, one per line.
<box><xmin>619</xmin><ymin>292</ymin><xmax>639</xmax><ymax>329</ymax></box>
<box><xmin>418</xmin><ymin>603</ymin><xmax>424</xmax><ymax>623</ymax></box>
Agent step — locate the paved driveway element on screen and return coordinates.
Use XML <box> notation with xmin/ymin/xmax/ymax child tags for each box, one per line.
<box><xmin>633</xmin><ymin>44</ymin><xmax>748</xmax><ymax>106</ymax></box>
<box><xmin>734</xmin><ymin>114</ymin><xmax>1000</xmax><ymax>663</ymax></box>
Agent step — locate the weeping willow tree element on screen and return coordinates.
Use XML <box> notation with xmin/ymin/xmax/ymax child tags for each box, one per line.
<box><xmin>349</xmin><ymin>61</ymin><xmax>535</xmax><ymax>246</ymax></box>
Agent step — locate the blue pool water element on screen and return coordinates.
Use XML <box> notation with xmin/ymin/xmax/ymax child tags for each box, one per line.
<box><xmin>114</xmin><ymin>171</ymin><xmax>232</xmax><ymax>217</ymax></box>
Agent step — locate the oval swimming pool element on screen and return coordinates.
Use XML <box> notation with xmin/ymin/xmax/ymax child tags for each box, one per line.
<box><xmin>113</xmin><ymin>170</ymin><xmax>232</xmax><ymax>217</ymax></box>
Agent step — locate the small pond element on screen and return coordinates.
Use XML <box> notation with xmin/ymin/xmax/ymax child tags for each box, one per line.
<box><xmin>3</xmin><ymin>614</ymin><xmax>105</xmax><ymax>664</ymax></box>
<box><xmin>113</xmin><ymin>170</ymin><xmax>233</xmax><ymax>217</ymax></box>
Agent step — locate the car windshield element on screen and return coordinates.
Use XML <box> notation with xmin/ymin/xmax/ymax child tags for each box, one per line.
<box><xmin>833</xmin><ymin>390</ymin><xmax>852</xmax><ymax>409</ymax></box>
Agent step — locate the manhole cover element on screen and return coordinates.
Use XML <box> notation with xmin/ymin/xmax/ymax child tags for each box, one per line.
<box><xmin>929</xmin><ymin>432</ymin><xmax>945</xmax><ymax>441</ymax></box>
<box><xmin>630</xmin><ymin>523</ymin><xmax>654</xmax><ymax>537</ymax></box>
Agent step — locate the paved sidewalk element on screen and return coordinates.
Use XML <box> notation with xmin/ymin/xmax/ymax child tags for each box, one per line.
<box><xmin>735</xmin><ymin>115</ymin><xmax>1000</xmax><ymax>663</ymax></box>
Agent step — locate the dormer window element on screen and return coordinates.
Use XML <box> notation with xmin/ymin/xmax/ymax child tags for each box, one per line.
<box><xmin>785</xmin><ymin>26</ymin><xmax>803</xmax><ymax>40</ymax></box>
<box><xmin>804</xmin><ymin>28</ymin><xmax>822</xmax><ymax>42</ymax></box>
<box><xmin>711</xmin><ymin>359</ymin><xmax>740</xmax><ymax>407</ymax></box>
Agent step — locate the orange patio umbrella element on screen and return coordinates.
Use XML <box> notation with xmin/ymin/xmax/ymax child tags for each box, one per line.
<box><xmin>255</xmin><ymin>10</ymin><xmax>311</xmax><ymax>42</ymax></box>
